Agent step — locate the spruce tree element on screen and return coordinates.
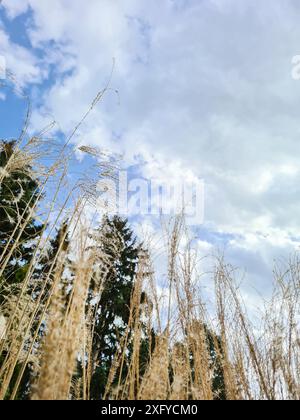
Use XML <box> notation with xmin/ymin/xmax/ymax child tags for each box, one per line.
<box><xmin>10</xmin><ymin>222</ymin><xmax>72</xmax><ymax>400</ymax></box>
<box><xmin>187</xmin><ymin>321</ymin><xmax>226</xmax><ymax>400</ymax></box>
<box><xmin>0</xmin><ymin>140</ymin><xmax>43</xmax><ymax>399</ymax></box>
<box><xmin>0</xmin><ymin>141</ymin><xmax>43</xmax><ymax>300</ymax></box>
<box><xmin>33</xmin><ymin>220</ymin><xmax>71</xmax><ymax>295</ymax></box>
<box><xmin>85</xmin><ymin>216</ymin><xmax>154</xmax><ymax>399</ymax></box>
<box><xmin>205</xmin><ymin>326</ymin><xmax>226</xmax><ymax>400</ymax></box>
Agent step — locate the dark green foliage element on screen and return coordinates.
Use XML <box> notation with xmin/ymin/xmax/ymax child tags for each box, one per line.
<box><xmin>187</xmin><ymin>322</ymin><xmax>226</xmax><ymax>400</ymax></box>
<box><xmin>11</xmin><ymin>223</ymin><xmax>71</xmax><ymax>400</ymax></box>
<box><xmin>0</xmin><ymin>141</ymin><xmax>43</xmax><ymax>299</ymax></box>
<box><xmin>0</xmin><ymin>140</ymin><xmax>43</xmax><ymax>399</ymax></box>
<box><xmin>205</xmin><ymin>326</ymin><xmax>226</xmax><ymax>400</ymax></box>
<box><xmin>0</xmin><ymin>352</ymin><xmax>32</xmax><ymax>400</ymax></box>
<box><xmin>86</xmin><ymin>216</ymin><xmax>154</xmax><ymax>400</ymax></box>
<box><xmin>33</xmin><ymin>220</ymin><xmax>71</xmax><ymax>293</ymax></box>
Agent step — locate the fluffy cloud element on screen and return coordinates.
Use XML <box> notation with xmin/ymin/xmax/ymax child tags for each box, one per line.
<box><xmin>0</xmin><ymin>27</ymin><xmax>46</xmax><ymax>87</ymax></box>
<box><xmin>2</xmin><ymin>0</ymin><xmax>29</xmax><ymax>19</ymax></box>
<box><xmin>2</xmin><ymin>0</ymin><xmax>300</xmax><ymax>296</ymax></box>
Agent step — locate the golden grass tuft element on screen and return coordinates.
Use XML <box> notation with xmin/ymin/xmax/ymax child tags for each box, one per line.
<box><xmin>0</xmin><ymin>109</ymin><xmax>300</xmax><ymax>401</ymax></box>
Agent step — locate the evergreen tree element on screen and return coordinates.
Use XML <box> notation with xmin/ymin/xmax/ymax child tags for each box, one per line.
<box><xmin>0</xmin><ymin>141</ymin><xmax>43</xmax><ymax>301</ymax></box>
<box><xmin>187</xmin><ymin>321</ymin><xmax>226</xmax><ymax>400</ymax></box>
<box><xmin>14</xmin><ymin>222</ymin><xmax>72</xmax><ymax>400</ymax></box>
<box><xmin>205</xmin><ymin>327</ymin><xmax>226</xmax><ymax>400</ymax></box>
<box><xmin>33</xmin><ymin>220</ymin><xmax>71</xmax><ymax>295</ymax></box>
<box><xmin>85</xmin><ymin>216</ymin><xmax>154</xmax><ymax>399</ymax></box>
<box><xmin>0</xmin><ymin>140</ymin><xmax>43</xmax><ymax>399</ymax></box>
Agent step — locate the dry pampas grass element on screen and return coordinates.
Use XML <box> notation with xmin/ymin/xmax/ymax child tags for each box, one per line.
<box><xmin>0</xmin><ymin>93</ymin><xmax>300</xmax><ymax>400</ymax></box>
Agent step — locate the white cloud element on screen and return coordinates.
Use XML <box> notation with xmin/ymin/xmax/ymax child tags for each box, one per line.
<box><xmin>2</xmin><ymin>0</ymin><xmax>29</xmax><ymax>19</ymax></box>
<box><xmin>0</xmin><ymin>28</ymin><xmax>47</xmax><ymax>87</ymax></box>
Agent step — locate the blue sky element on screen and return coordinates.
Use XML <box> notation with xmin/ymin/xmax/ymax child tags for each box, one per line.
<box><xmin>1</xmin><ymin>0</ymin><xmax>300</xmax><ymax>303</ymax></box>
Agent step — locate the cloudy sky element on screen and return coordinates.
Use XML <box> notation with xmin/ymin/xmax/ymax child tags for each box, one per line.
<box><xmin>1</xmin><ymin>0</ymin><xmax>300</xmax><ymax>299</ymax></box>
